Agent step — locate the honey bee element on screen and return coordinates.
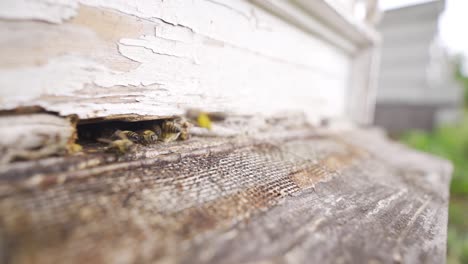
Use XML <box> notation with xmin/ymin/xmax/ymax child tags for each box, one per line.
<box><xmin>67</xmin><ymin>143</ymin><xmax>83</xmax><ymax>154</ymax></box>
<box><xmin>109</xmin><ymin>139</ymin><xmax>134</xmax><ymax>154</ymax></box>
<box><xmin>197</xmin><ymin>112</ymin><xmax>212</xmax><ymax>130</ymax></box>
<box><xmin>113</xmin><ymin>130</ymin><xmax>141</xmax><ymax>143</ymax></box>
<box><xmin>178</xmin><ymin>119</ymin><xmax>192</xmax><ymax>141</ymax></box>
<box><xmin>159</xmin><ymin>120</ymin><xmax>181</xmax><ymax>143</ymax></box>
<box><xmin>140</xmin><ymin>130</ymin><xmax>158</xmax><ymax>145</ymax></box>
<box><xmin>98</xmin><ymin>138</ymin><xmax>134</xmax><ymax>154</ymax></box>
<box><xmin>152</xmin><ymin>124</ymin><xmax>162</xmax><ymax>138</ymax></box>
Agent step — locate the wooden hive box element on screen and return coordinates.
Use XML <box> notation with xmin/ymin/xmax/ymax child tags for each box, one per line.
<box><xmin>0</xmin><ymin>0</ymin><xmax>451</xmax><ymax>263</ymax></box>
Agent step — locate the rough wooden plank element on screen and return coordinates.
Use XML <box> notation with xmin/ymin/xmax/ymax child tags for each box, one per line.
<box><xmin>0</xmin><ymin>127</ymin><xmax>451</xmax><ymax>263</ymax></box>
<box><xmin>0</xmin><ymin>113</ymin><xmax>77</xmax><ymax>165</ymax></box>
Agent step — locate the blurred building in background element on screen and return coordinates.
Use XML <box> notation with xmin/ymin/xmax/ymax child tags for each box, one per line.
<box><xmin>374</xmin><ymin>0</ymin><xmax>463</xmax><ymax>135</ymax></box>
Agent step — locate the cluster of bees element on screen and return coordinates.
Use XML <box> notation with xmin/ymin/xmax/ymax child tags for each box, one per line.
<box><xmin>99</xmin><ymin>120</ymin><xmax>191</xmax><ymax>154</ymax></box>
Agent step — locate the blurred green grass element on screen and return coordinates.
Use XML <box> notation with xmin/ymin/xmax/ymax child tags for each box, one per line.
<box><xmin>400</xmin><ymin>63</ymin><xmax>468</xmax><ymax>263</ymax></box>
<box><xmin>401</xmin><ymin>119</ymin><xmax>468</xmax><ymax>264</ymax></box>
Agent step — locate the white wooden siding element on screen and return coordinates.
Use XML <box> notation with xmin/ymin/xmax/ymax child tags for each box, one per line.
<box><xmin>0</xmin><ymin>0</ymin><xmax>377</xmax><ymax>124</ymax></box>
<box><xmin>377</xmin><ymin>0</ymin><xmax>461</xmax><ymax>105</ymax></box>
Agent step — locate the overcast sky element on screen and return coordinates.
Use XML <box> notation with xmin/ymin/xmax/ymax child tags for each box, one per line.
<box><xmin>379</xmin><ymin>0</ymin><xmax>468</xmax><ymax>57</ymax></box>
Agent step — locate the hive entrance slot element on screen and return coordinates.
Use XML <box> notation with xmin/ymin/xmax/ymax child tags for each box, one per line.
<box><xmin>77</xmin><ymin>119</ymin><xmax>165</xmax><ymax>144</ymax></box>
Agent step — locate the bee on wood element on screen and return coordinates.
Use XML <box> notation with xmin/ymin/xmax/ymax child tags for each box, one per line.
<box><xmin>159</xmin><ymin>121</ymin><xmax>182</xmax><ymax>143</ymax></box>
<box><xmin>67</xmin><ymin>143</ymin><xmax>83</xmax><ymax>154</ymax></box>
<box><xmin>98</xmin><ymin>138</ymin><xmax>134</xmax><ymax>154</ymax></box>
<box><xmin>140</xmin><ymin>130</ymin><xmax>158</xmax><ymax>145</ymax></box>
<box><xmin>152</xmin><ymin>124</ymin><xmax>162</xmax><ymax>138</ymax></box>
<box><xmin>113</xmin><ymin>130</ymin><xmax>141</xmax><ymax>143</ymax></box>
<box><xmin>178</xmin><ymin>119</ymin><xmax>192</xmax><ymax>141</ymax></box>
<box><xmin>197</xmin><ymin>112</ymin><xmax>212</xmax><ymax>130</ymax></box>
<box><xmin>108</xmin><ymin>139</ymin><xmax>134</xmax><ymax>154</ymax></box>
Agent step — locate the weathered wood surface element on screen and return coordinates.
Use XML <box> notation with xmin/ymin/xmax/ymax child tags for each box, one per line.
<box><xmin>0</xmin><ymin>0</ymin><xmax>377</xmax><ymax>124</ymax></box>
<box><xmin>0</xmin><ymin>113</ymin><xmax>78</xmax><ymax>164</ymax></box>
<box><xmin>0</xmin><ymin>128</ymin><xmax>451</xmax><ymax>263</ymax></box>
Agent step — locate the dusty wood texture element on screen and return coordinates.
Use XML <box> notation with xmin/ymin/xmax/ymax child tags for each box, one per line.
<box><xmin>0</xmin><ymin>0</ymin><xmax>378</xmax><ymax>124</ymax></box>
<box><xmin>0</xmin><ymin>128</ymin><xmax>451</xmax><ymax>264</ymax></box>
<box><xmin>0</xmin><ymin>113</ymin><xmax>77</xmax><ymax>164</ymax></box>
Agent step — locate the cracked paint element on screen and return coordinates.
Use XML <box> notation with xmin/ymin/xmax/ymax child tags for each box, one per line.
<box><xmin>0</xmin><ymin>0</ymin><xmax>351</xmax><ymax>123</ymax></box>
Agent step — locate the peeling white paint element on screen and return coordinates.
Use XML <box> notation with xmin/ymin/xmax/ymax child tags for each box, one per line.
<box><xmin>119</xmin><ymin>36</ymin><xmax>198</xmax><ymax>63</ymax></box>
<box><xmin>0</xmin><ymin>0</ymin><xmax>78</xmax><ymax>23</ymax></box>
<box><xmin>78</xmin><ymin>0</ymin><xmax>348</xmax><ymax>69</ymax></box>
<box><xmin>0</xmin><ymin>0</ymin><xmax>359</xmax><ymax>123</ymax></box>
<box><xmin>0</xmin><ymin>55</ymin><xmax>111</xmax><ymax>107</ymax></box>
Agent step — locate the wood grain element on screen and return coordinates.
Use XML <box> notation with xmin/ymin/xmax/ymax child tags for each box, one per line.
<box><xmin>0</xmin><ymin>128</ymin><xmax>451</xmax><ymax>263</ymax></box>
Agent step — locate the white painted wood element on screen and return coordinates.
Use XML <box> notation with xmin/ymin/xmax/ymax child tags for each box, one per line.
<box><xmin>0</xmin><ymin>113</ymin><xmax>76</xmax><ymax>164</ymax></box>
<box><xmin>0</xmin><ymin>0</ymin><xmax>379</xmax><ymax>124</ymax></box>
<box><xmin>376</xmin><ymin>0</ymin><xmax>462</xmax><ymax>105</ymax></box>
<box><xmin>347</xmin><ymin>45</ymin><xmax>381</xmax><ymax>123</ymax></box>
<box><xmin>0</xmin><ymin>0</ymin><xmax>78</xmax><ymax>23</ymax></box>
